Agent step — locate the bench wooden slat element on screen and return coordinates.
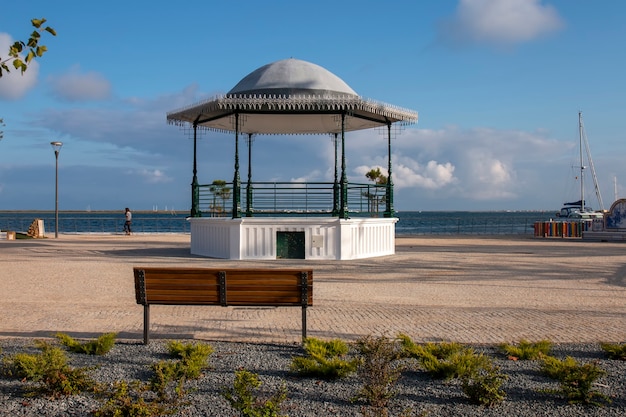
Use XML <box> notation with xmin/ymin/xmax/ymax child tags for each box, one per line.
<box><xmin>157</xmin><ymin>282</ymin><xmax>215</xmax><ymax>288</ymax></box>
<box><xmin>146</xmin><ymin>284</ymin><xmax>220</xmax><ymax>292</ymax></box>
<box><xmin>146</xmin><ymin>290</ymin><xmax>220</xmax><ymax>298</ymax></box>
<box><xmin>148</xmin><ymin>297</ymin><xmax>222</xmax><ymax>304</ymax></box>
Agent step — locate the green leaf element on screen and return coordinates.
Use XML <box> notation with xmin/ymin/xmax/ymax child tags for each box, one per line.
<box><xmin>31</xmin><ymin>18</ymin><xmax>44</xmax><ymax>28</ymax></box>
<box><xmin>45</xmin><ymin>27</ymin><xmax>57</xmax><ymax>36</ymax></box>
<box><xmin>12</xmin><ymin>59</ymin><xmax>23</xmax><ymax>69</ymax></box>
<box><xmin>36</xmin><ymin>46</ymin><xmax>48</xmax><ymax>57</ymax></box>
<box><xmin>9</xmin><ymin>43</ymin><xmax>23</xmax><ymax>56</ymax></box>
<box><xmin>25</xmin><ymin>50</ymin><xmax>35</xmax><ymax>63</ymax></box>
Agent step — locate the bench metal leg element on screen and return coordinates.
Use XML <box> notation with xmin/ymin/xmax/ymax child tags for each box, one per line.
<box><xmin>301</xmin><ymin>306</ymin><xmax>307</xmax><ymax>342</ymax></box>
<box><xmin>143</xmin><ymin>305</ymin><xmax>150</xmax><ymax>345</ymax></box>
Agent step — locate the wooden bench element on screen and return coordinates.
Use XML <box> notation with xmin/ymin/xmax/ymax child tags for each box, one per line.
<box><xmin>133</xmin><ymin>267</ymin><xmax>313</xmax><ymax>344</ymax></box>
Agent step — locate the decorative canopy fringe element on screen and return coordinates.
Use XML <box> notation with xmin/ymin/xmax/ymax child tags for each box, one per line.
<box><xmin>167</xmin><ymin>93</ymin><xmax>417</xmax><ymax>135</ymax></box>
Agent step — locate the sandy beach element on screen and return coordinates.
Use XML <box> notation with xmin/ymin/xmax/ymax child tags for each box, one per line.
<box><xmin>1</xmin><ymin>234</ymin><xmax>625</xmax><ymax>345</ymax></box>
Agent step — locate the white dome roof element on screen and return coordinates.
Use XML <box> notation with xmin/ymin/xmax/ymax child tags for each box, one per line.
<box><xmin>228</xmin><ymin>58</ymin><xmax>358</xmax><ymax>97</ymax></box>
<box><xmin>167</xmin><ymin>58</ymin><xmax>417</xmax><ymax>134</ymax></box>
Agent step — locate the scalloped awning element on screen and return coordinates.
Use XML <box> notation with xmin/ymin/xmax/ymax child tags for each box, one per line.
<box><xmin>166</xmin><ymin>59</ymin><xmax>417</xmax><ymax>135</ymax></box>
<box><xmin>167</xmin><ymin>94</ymin><xmax>418</xmax><ymax>134</ymax></box>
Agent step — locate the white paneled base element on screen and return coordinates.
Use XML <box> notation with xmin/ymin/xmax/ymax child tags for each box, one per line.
<box><xmin>189</xmin><ymin>217</ymin><xmax>398</xmax><ymax>260</ymax></box>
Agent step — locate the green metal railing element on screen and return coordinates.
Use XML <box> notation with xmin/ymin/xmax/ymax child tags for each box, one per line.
<box><xmin>196</xmin><ymin>181</ymin><xmax>388</xmax><ymax>217</ymax></box>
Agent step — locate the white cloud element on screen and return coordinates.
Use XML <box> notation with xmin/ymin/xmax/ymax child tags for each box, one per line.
<box><xmin>396</xmin><ymin>160</ymin><xmax>457</xmax><ymax>190</ymax></box>
<box><xmin>440</xmin><ymin>0</ymin><xmax>564</xmax><ymax>47</ymax></box>
<box><xmin>462</xmin><ymin>148</ymin><xmax>517</xmax><ymax>199</ymax></box>
<box><xmin>290</xmin><ymin>170</ymin><xmax>323</xmax><ymax>183</ymax></box>
<box><xmin>136</xmin><ymin>168</ymin><xmax>172</xmax><ymax>184</ymax></box>
<box><xmin>0</xmin><ymin>33</ymin><xmax>39</xmax><ymax>99</ymax></box>
<box><xmin>354</xmin><ymin>161</ymin><xmax>456</xmax><ymax>190</ymax></box>
<box><xmin>48</xmin><ymin>65</ymin><xmax>112</xmax><ymax>101</ymax></box>
<box><xmin>344</xmin><ymin>125</ymin><xmax>565</xmax><ymax>208</ymax></box>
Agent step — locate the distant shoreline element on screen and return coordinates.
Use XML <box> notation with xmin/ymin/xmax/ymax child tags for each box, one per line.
<box><xmin>0</xmin><ymin>210</ymin><xmax>179</xmax><ymax>214</ymax></box>
<box><xmin>0</xmin><ymin>209</ymin><xmax>555</xmax><ymax>214</ymax></box>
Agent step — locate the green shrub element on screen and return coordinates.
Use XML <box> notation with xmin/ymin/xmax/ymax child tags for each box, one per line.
<box><xmin>146</xmin><ymin>341</ymin><xmax>213</xmax><ymax>402</ymax></box>
<box><xmin>354</xmin><ymin>335</ymin><xmax>404</xmax><ymax>417</ymax></box>
<box><xmin>399</xmin><ymin>335</ymin><xmax>465</xmax><ymax>362</ymax></box>
<box><xmin>222</xmin><ymin>369</ymin><xmax>288</xmax><ymax>417</ymax></box>
<box><xmin>290</xmin><ymin>337</ymin><xmax>359</xmax><ymax>379</ymax></box>
<box><xmin>541</xmin><ymin>356</ymin><xmax>610</xmax><ymax>405</ymax></box>
<box><xmin>399</xmin><ymin>335</ymin><xmax>489</xmax><ymax>380</ymax></box>
<box><xmin>149</xmin><ymin>359</ymin><xmax>188</xmax><ymax>401</ymax></box>
<box><xmin>461</xmin><ymin>362</ymin><xmax>508</xmax><ymax>407</ymax></box>
<box><xmin>2</xmin><ymin>340</ymin><xmax>94</xmax><ymax>397</ymax></box>
<box><xmin>96</xmin><ymin>342</ymin><xmax>210</xmax><ymax>416</ymax></box>
<box><xmin>498</xmin><ymin>339</ymin><xmax>552</xmax><ymax>360</ymax></box>
<box><xmin>541</xmin><ymin>355</ymin><xmax>577</xmax><ymax>379</ymax></box>
<box><xmin>167</xmin><ymin>340</ymin><xmax>214</xmax><ymax>361</ymax></box>
<box><xmin>95</xmin><ymin>380</ymin><xmax>174</xmax><ymax>417</ymax></box>
<box><xmin>600</xmin><ymin>342</ymin><xmax>626</xmax><ymax>360</ymax></box>
<box><xmin>55</xmin><ymin>332</ymin><xmax>117</xmax><ymax>355</ymax></box>
<box><xmin>166</xmin><ymin>340</ymin><xmax>214</xmax><ymax>379</ymax></box>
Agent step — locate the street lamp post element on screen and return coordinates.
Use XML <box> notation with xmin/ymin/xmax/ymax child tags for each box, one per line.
<box><xmin>50</xmin><ymin>141</ymin><xmax>63</xmax><ymax>238</ymax></box>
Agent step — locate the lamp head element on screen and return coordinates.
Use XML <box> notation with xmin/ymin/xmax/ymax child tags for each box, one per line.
<box><xmin>50</xmin><ymin>141</ymin><xmax>63</xmax><ymax>153</ymax></box>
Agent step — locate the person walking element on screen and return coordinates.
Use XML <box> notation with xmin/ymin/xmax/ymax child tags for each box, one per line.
<box><xmin>123</xmin><ymin>207</ymin><xmax>132</xmax><ymax>235</ymax></box>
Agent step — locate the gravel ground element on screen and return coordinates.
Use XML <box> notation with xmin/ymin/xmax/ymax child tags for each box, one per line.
<box><xmin>1</xmin><ymin>337</ymin><xmax>625</xmax><ymax>417</ymax></box>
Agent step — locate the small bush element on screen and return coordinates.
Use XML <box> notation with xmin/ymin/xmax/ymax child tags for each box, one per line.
<box><xmin>290</xmin><ymin>337</ymin><xmax>359</xmax><ymax>379</ymax></box>
<box><xmin>461</xmin><ymin>362</ymin><xmax>508</xmax><ymax>407</ymax></box>
<box><xmin>147</xmin><ymin>341</ymin><xmax>213</xmax><ymax>402</ymax></box>
<box><xmin>222</xmin><ymin>369</ymin><xmax>288</xmax><ymax>417</ymax></box>
<box><xmin>541</xmin><ymin>356</ymin><xmax>610</xmax><ymax>406</ymax></box>
<box><xmin>399</xmin><ymin>335</ymin><xmax>465</xmax><ymax>360</ymax></box>
<box><xmin>166</xmin><ymin>340</ymin><xmax>214</xmax><ymax>379</ymax></box>
<box><xmin>498</xmin><ymin>339</ymin><xmax>552</xmax><ymax>360</ymax></box>
<box><xmin>2</xmin><ymin>340</ymin><xmax>94</xmax><ymax>397</ymax></box>
<box><xmin>95</xmin><ymin>380</ymin><xmax>174</xmax><ymax>417</ymax></box>
<box><xmin>96</xmin><ymin>342</ymin><xmax>209</xmax><ymax>416</ymax></box>
<box><xmin>541</xmin><ymin>355</ymin><xmax>578</xmax><ymax>380</ymax></box>
<box><xmin>55</xmin><ymin>332</ymin><xmax>117</xmax><ymax>355</ymax></box>
<box><xmin>399</xmin><ymin>335</ymin><xmax>489</xmax><ymax>380</ymax></box>
<box><xmin>167</xmin><ymin>340</ymin><xmax>214</xmax><ymax>360</ymax></box>
<box><xmin>354</xmin><ymin>335</ymin><xmax>404</xmax><ymax>417</ymax></box>
<box><xmin>600</xmin><ymin>342</ymin><xmax>626</xmax><ymax>361</ymax></box>
<box><xmin>149</xmin><ymin>359</ymin><xmax>187</xmax><ymax>401</ymax></box>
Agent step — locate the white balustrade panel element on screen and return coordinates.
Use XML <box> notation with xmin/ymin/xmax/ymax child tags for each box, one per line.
<box><xmin>189</xmin><ymin>217</ymin><xmax>397</xmax><ymax>260</ymax></box>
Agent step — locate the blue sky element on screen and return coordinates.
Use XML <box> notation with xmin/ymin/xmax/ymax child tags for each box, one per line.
<box><xmin>1</xmin><ymin>0</ymin><xmax>625</xmax><ymax>212</ymax></box>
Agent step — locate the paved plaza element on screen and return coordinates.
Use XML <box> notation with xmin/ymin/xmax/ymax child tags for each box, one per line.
<box><xmin>1</xmin><ymin>234</ymin><xmax>625</xmax><ymax>345</ymax></box>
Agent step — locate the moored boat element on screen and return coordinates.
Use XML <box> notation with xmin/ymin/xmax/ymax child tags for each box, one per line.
<box><xmin>537</xmin><ymin>112</ymin><xmax>605</xmax><ymax>237</ymax></box>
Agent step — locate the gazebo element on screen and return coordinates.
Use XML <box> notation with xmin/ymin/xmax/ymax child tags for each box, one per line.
<box><xmin>167</xmin><ymin>58</ymin><xmax>417</xmax><ymax>260</ymax></box>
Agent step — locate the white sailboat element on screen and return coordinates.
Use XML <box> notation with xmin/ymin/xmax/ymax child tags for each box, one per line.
<box><xmin>556</xmin><ymin>111</ymin><xmax>605</xmax><ymax>220</ymax></box>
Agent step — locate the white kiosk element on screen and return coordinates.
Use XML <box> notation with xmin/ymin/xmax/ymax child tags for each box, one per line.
<box><xmin>167</xmin><ymin>59</ymin><xmax>417</xmax><ymax>260</ymax></box>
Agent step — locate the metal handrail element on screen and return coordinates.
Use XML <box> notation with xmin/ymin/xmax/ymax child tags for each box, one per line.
<box><xmin>197</xmin><ymin>181</ymin><xmax>387</xmax><ymax>217</ymax></box>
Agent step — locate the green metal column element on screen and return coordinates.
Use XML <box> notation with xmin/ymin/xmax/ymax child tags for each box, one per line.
<box><xmin>384</xmin><ymin>121</ymin><xmax>395</xmax><ymax>218</ymax></box>
<box><xmin>339</xmin><ymin>113</ymin><xmax>349</xmax><ymax>219</ymax></box>
<box><xmin>190</xmin><ymin>123</ymin><xmax>200</xmax><ymax>217</ymax></box>
<box><xmin>246</xmin><ymin>133</ymin><xmax>253</xmax><ymax>217</ymax></box>
<box><xmin>232</xmin><ymin>113</ymin><xmax>241</xmax><ymax>218</ymax></box>
<box><xmin>332</xmin><ymin>133</ymin><xmax>339</xmax><ymax>216</ymax></box>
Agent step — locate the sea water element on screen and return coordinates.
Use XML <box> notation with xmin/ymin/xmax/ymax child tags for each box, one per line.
<box><xmin>0</xmin><ymin>211</ymin><xmax>555</xmax><ymax>236</ymax></box>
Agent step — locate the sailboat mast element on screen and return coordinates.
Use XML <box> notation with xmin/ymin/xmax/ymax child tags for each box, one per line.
<box><xmin>579</xmin><ymin>111</ymin><xmax>585</xmax><ymax>212</ymax></box>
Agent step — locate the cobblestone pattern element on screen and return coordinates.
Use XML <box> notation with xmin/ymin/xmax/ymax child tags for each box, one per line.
<box><xmin>1</xmin><ymin>234</ymin><xmax>625</xmax><ymax>344</ymax></box>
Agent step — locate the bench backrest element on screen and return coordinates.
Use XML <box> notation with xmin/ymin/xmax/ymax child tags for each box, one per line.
<box><xmin>134</xmin><ymin>267</ymin><xmax>313</xmax><ymax>307</ymax></box>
